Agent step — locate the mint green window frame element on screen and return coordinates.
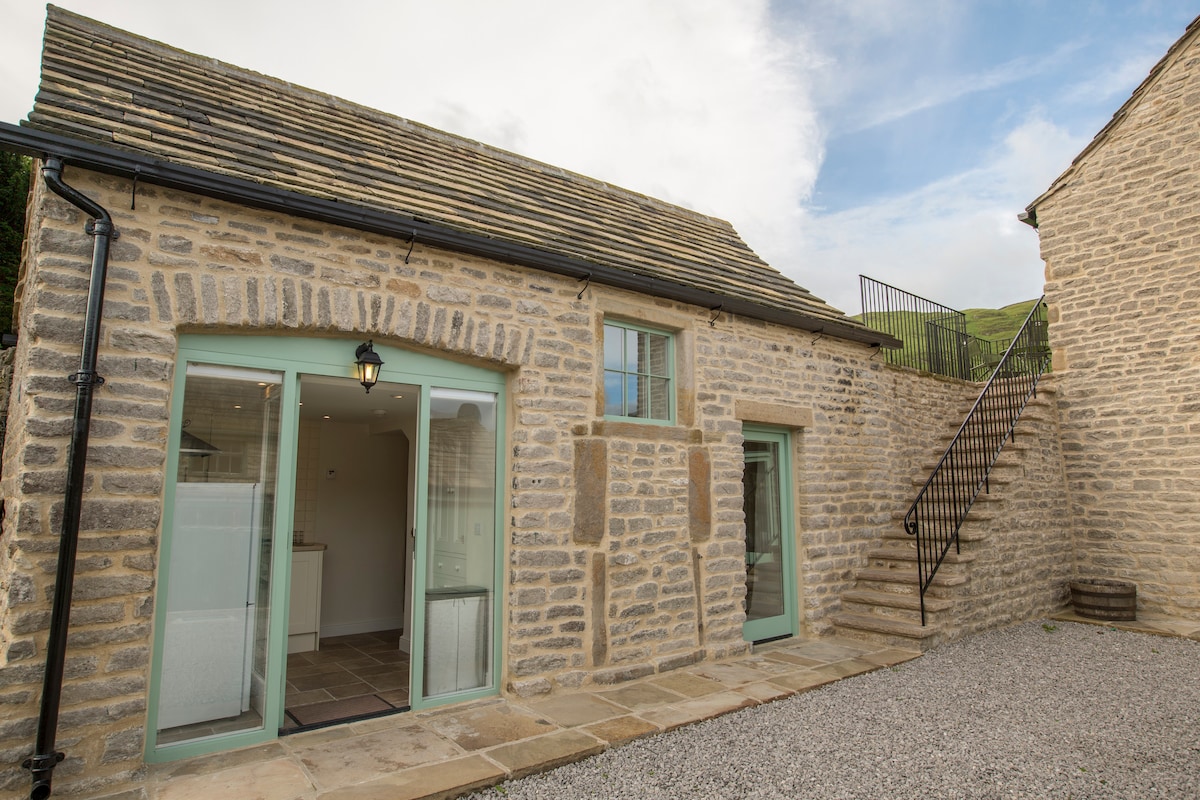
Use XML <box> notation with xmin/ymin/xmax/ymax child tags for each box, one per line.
<box><xmin>603</xmin><ymin>320</ymin><xmax>675</xmax><ymax>424</ymax></box>
<box><xmin>147</xmin><ymin>334</ymin><xmax>506</xmax><ymax>763</ymax></box>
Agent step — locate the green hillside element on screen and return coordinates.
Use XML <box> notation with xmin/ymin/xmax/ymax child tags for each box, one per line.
<box><xmin>962</xmin><ymin>299</ymin><xmax>1040</xmax><ymax>344</ymax></box>
<box><xmin>856</xmin><ymin>299</ymin><xmax>1038</xmax><ymax>350</ymax></box>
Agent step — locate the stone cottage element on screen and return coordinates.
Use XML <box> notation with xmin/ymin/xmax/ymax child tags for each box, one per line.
<box><xmin>0</xmin><ymin>7</ymin><xmax>1082</xmax><ymax>798</ymax></box>
<box><xmin>1023</xmin><ymin>14</ymin><xmax>1200</xmax><ymax>621</ymax></box>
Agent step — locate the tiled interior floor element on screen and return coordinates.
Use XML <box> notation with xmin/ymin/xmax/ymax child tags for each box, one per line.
<box><xmin>284</xmin><ymin>629</ymin><xmax>411</xmax><ymax>730</ymax></box>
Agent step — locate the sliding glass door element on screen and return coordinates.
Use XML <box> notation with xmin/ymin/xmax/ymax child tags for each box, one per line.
<box><xmin>155</xmin><ymin>364</ymin><xmax>283</xmax><ymax>743</ymax></box>
<box><xmin>149</xmin><ymin>335</ymin><xmax>506</xmax><ymax>761</ymax></box>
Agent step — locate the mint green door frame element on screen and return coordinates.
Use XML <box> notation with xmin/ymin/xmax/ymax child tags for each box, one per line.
<box><xmin>741</xmin><ymin>425</ymin><xmax>798</xmax><ymax>643</ymax></box>
<box><xmin>408</xmin><ymin>385</ymin><xmax>506</xmax><ymax>711</ymax></box>
<box><xmin>147</xmin><ymin>334</ymin><xmax>506</xmax><ymax>762</ymax></box>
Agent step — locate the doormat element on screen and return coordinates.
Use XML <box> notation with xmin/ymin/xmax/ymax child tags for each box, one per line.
<box><xmin>287</xmin><ymin>694</ymin><xmax>396</xmax><ymax>727</ymax></box>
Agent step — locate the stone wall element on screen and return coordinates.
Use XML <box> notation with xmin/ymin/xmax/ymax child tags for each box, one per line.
<box><xmin>0</xmin><ymin>165</ymin><xmax>1059</xmax><ymax>795</ymax></box>
<box><xmin>1033</xmin><ymin>28</ymin><xmax>1200</xmax><ymax>619</ymax></box>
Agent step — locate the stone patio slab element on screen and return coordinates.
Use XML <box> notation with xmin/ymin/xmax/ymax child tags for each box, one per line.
<box><xmin>812</xmin><ymin>657</ymin><xmax>880</xmax><ymax>680</ymax></box>
<box><xmin>858</xmin><ymin>647</ymin><xmax>922</xmax><ymax>667</ymax></box>
<box><xmin>292</xmin><ymin>723</ymin><xmax>463</xmax><ymax>789</ymax></box>
<box><xmin>582</xmin><ymin>714</ymin><xmax>661</xmax><ymax>746</ymax></box>
<box><xmin>779</xmin><ymin>641</ymin><xmax>868</xmax><ymax>663</ymax></box>
<box><xmin>597</xmin><ymin>682</ymin><xmax>683</xmax><ymax>710</ymax></box>
<box><xmin>688</xmin><ymin>661</ymin><xmax>770</xmax><ymax>686</ymax></box>
<box><xmin>315</xmin><ymin>754</ymin><xmax>506</xmax><ymax>800</ymax></box>
<box><xmin>735</xmin><ymin>680</ymin><xmax>794</xmax><ymax>703</ymax></box>
<box><xmin>759</xmin><ymin>650</ymin><xmax>827</xmax><ymax>668</ymax></box>
<box><xmin>767</xmin><ymin>670</ymin><xmax>838</xmax><ymax>693</ymax></box>
<box><xmin>648</xmin><ymin>671</ymin><xmax>724</xmax><ymax>697</ymax></box>
<box><xmin>151</xmin><ymin>758</ymin><xmax>313</xmax><ymax>800</ymax></box>
<box><xmin>739</xmin><ymin>655</ymin><xmax>808</xmax><ymax>675</ymax></box>
<box><xmin>148</xmin><ymin>742</ymin><xmax>290</xmax><ymax>781</ymax></box>
<box><xmin>525</xmin><ymin>693</ymin><xmax>626</xmax><ymax>727</ymax></box>
<box><xmin>485</xmin><ymin>730</ymin><xmax>605</xmax><ymax>780</ymax></box>
<box><xmin>423</xmin><ymin>703</ymin><xmax>557</xmax><ymax>751</ymax></box>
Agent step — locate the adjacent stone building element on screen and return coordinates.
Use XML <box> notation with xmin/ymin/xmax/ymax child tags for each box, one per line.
<box><xmin>1024</xmin><ymin>13</ymin><xmax>1200</xmax><ymax>620</ymax></box>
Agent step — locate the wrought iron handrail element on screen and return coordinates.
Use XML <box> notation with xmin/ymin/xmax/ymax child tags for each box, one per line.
<box><xmin>904</xmin><ymin>298</ymin><xmax>1050</xmax><ymax>624</ymax></box>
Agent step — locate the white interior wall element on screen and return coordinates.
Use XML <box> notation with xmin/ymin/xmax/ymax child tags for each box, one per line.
<box><xmin>295</xmin><ymin>420</ymin><xmax>408</xmax><ymax>637</ymax></box>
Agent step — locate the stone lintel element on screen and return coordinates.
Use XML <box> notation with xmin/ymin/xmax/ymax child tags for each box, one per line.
<box><xmin>735</xmin><ymin>399</ymin><xmax>813</xmax><ymax>429</ymax></box>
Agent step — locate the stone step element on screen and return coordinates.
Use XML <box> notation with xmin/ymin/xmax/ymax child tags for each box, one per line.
<box><xmin>891</xmin><ymin>501</ymin><xmax>999</xmax><ymax>525</ymax></box>
<box><xmin>955</xmin><ymin>393</ymin><xmax>1051</xmax><ymax>412</ymax></box>
<box><xmin>915</xmin><ymin>461</ymin><xmax>1022</xmax><ymax>479</ymax></box>
<box><xmin>881</xmin><ymin>525</ymin><xmax>989</xmax><ymax>544</ymax></box>
<box><xmin>841</xmin><ymin>588</ymin><xmax>953</xmax><ymax>614</ymax></box>
<box><xmin>855</xmin><ymin>566</ymin><xmax>968</xmax><ymax>589</ymax></box>
<box><xmin>832</xmin><ymin>611</ymin><xmax>941</xmax><ymax>642</ymax></box>
<box><xmin>934</xmin><ymin>438</ymin><xmax>1031</xmax><ymax>458</ymax></box>
<box><xmin>867</xmin><ymin>545</ymin><xmax>976</xmax><ymax>565</ymax></box>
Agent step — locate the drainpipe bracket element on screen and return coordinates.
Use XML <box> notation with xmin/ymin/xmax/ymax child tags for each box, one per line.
<box><xmin>83</xmin><ymin>219</ymin><xmax>118</xmax><ymax>239</ymax></box>
<box><xmin>67</xmin><ymin>372</ymin><xmax>105</xmax><ymax>387</ymax></box>
<box><xmin>22</xmin><ymin>751</ymin><xmax>65</xmax><ymax>771</ymax></box>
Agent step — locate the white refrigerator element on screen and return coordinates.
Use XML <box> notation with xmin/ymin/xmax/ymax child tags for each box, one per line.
<box><xmin>157</xmin><ymin>482</ymin><xmax>263</xmax><ymax>730</ymax></box>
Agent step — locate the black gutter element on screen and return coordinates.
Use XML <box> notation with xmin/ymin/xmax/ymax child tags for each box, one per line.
<box><xmin>0</xmin><ymin>121</ymin><xmax>899</xmax><ymax>349</ymax></box>
<box><xmin>22</xmin><ymin>157</ymin><xmax>115</xmax><ymax>800</ymax></box>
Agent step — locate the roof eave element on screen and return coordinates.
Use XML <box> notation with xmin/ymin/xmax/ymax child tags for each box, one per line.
<box><xmin>0</xmin><ymin>121</ymin><xmax>898</xmax><ymax>349</ymax></box>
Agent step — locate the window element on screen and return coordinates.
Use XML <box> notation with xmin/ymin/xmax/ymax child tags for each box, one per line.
<box><xmin>603</xmin><ymin>320</ymin><xmax>673</xmax><ymax>422</ymax></box>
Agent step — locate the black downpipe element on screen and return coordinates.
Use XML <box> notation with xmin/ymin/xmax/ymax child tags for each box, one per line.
<box><xmin>23</xmin><ymin>157</ymin><xmax>115</xmax><ymax>800</ymax></box>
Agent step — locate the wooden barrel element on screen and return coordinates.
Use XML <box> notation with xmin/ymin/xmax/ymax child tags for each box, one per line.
<box><xmin>1069</xmin><ymin>579</ymin><xmax>1137</xmax><ymax>621</ymax></box>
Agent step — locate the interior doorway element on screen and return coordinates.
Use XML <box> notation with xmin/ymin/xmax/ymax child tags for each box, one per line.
<box><xmin>281</xmin><ymin>376</ymin><xmax>417</xmax><ymax>731</ymax></box>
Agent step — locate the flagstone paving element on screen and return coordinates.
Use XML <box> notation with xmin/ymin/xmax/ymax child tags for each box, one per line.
<box><xmin>124</xmin><ymin>635</ymin><xmax>912</xmax><ymax>800</ymax></box>
<box><xmin>111</xmin><ymin>614</ymin><xmax>1199</xmax><ymax>800</ymax></box>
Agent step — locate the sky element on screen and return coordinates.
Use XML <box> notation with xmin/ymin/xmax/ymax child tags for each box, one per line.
<box><xmin>1</xmin><ymin>1</ymin><xmax>1196</xmax><ymax>315</ymax></box>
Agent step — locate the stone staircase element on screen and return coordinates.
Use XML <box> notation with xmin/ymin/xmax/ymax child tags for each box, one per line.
<box><xmin>832</xmin><ymin>385</ymin><xmax>1055</xmax><ymax>650</ymax></box>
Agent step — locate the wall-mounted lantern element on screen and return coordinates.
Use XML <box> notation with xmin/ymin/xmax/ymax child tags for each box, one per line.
<box><xmin>354</xmin><ymin>340</ymin><xmax>384</xmax><ymax>393</ymax></box>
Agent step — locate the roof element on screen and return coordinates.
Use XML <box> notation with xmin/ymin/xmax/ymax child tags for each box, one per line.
<box><xmin>20</xmin><ymin>6</ymin><xmax>882</xmax><ymax>344</ymax></box>
<box><xmin>1024</xmin><ymin>13</ymin><xmax>1200</xmax><ymax>223</ymax></box>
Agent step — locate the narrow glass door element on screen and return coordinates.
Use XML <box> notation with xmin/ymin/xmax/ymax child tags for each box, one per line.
<box><xmin>420</xmin><ymin>388</ymin><xmax>498</xmax><ymax>702</ymax></box>
<box><xmin>742</xmin><ymin>427</ymin><xmax>797</xmax><ymax>643</ymax></box>
<box><xmin>155</xmin><ymin>363</ymin><xmax>283</xmax><ymax>744</ymax></box>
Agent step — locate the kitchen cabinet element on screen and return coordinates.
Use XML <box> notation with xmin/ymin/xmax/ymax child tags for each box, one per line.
<box><xmin>288</xmin><ymin>544</ymin><xmax>325</xmax><ymax>654</ymax></box>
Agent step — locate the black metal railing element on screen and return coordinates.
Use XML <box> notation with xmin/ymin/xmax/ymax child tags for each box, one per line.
<box><xmin>859</xmin><ymin>276</ymin><xmax>996</xmax><ymax>380</ymax></box>
<box><xmin>904</xmin><ymin>298</ymin><xmax>1050</xmax><ymax>624</ymax></box>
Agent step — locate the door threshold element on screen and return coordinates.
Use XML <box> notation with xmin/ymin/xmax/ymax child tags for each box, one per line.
<box><xmin>750</xmin><ymin>633</ymin><xmax>795</xmax><ymax>646</ymax></box>
<box><xmin>281</xmin><ymin>703</ymin><xmax>410</xmax><ymax>735</ymax></box>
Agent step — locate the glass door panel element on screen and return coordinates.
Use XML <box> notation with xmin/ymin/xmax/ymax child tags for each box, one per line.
<box><xmin>155</xmin><ymin>364</ymin><xmax>282</xmax><ymax>744</ymax></box>
<box><xmin>422</xmin><ymin>388</ymin><xmax>497</xmax><ymax>700</ymax></box>
<box><xmin>742</xmin><ymin>428</ymin><xmax>796</xmax><ymax>643</ymax></box>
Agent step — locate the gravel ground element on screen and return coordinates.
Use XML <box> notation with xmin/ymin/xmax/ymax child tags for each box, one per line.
<box><xmin>467</xmin><ymin>621</ymin><xmax>1200</xmax><ymax>800</ymax></box>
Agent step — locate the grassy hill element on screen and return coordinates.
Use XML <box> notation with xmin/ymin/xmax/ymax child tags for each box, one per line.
<box><xmin>962</xmin><ymin>299</ymin><xmax>1040</xmax><ymax>345</ymax></box>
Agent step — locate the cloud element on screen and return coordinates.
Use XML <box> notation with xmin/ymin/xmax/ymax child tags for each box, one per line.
<box><xmin>844</xmin><ymin>43</ymin><xmax>1081</xmax><ymax>135</ymax></box>
<box><xmin>778</xmin><ymin>116</ymin><xmax>1090</xmax><ymax>315</ymax></box>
